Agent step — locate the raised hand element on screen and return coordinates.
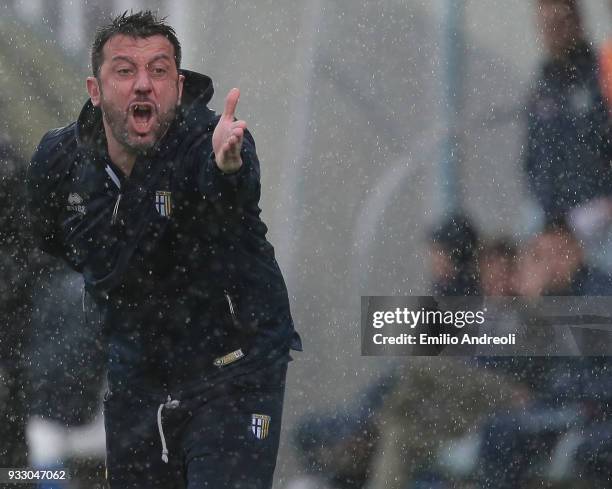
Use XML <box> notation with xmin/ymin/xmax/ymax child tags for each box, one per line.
<box><xmin>212</xmin><ymin>88</ymin><xmax>247</xmax><ymax>173</ymax></box>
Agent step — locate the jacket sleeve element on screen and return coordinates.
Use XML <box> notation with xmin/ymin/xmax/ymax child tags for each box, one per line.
<box><xmin>196</xmin><ymin>127</ymin><xmax>262</xmax><ymax>207</ymax></box>
<box><xmin>26</xmin><ymin>128</ymin><xmax>73</xmax><ymax>258</ymax></box>
<box><xmin>523</xmin><ymin>95</ymin><xmax>551</xmax><ymax>211</ymax></box>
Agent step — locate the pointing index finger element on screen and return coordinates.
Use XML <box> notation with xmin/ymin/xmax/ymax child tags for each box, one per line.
<box><xmin>223</xmin><ymin>87</ymin><xmax>240</xmax><ymax>120</ymax></box>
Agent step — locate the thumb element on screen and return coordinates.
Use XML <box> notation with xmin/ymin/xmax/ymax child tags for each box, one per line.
<box><xmin>222</xmin><ymin>88</ymin><xmax>240</xmax><ymax>120</ymax></box>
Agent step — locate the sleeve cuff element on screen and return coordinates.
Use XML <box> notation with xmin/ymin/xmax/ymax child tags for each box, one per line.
<box><xmin>208</xmin><ymin>150</ymin><xmax>248</xmax><ymax>180</ymax></box>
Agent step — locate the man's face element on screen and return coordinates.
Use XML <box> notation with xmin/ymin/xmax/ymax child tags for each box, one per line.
<box><xmin>534</xmin><ymin>231</ymin><xmax>580</xmax><ymax>277</ymax></box>
<box><xmin>537</xmin><ymin>1</ymin><xmax>581</xmax><ymax>58</ymax></box>
<box><xmin>87</xmin><ymin>34</ymin><xmax>184</xmax><ymax>153</ymax></box>
<box><xmin>479</xmin><ymin>254</ymin><xmax>515</xmax><ymax>296</ymax></box>
<box><xmin>429</xmin><ymin>243</ymin><xmax>454</xmax><ymax>284</ymax></box>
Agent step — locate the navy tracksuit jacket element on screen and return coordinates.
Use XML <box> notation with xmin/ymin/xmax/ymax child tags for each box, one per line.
<box><xmin>27</xmin><ymin>70</ymin><xmax>301</xmax><ymax>390</ymax></box>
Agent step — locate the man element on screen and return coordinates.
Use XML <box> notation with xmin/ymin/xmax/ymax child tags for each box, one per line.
<box><xmin>599</xmin><ymin>0</ymin><xmax>612</xmax><ymax>110</ymax></box>
<box><xmin>27</xmin><ymin>11</ymin><xmax>301</xmax><ymax>489</ymax></box>
<box><xmin>0</xmin><ymin>137</ymin><xmax>29</xmax><ymax>469</ymax></box>
<box><xmin>26</xmin><ymin>263</ymin><xmax>106</xmax><ymax>486</ymax></box>
<box><xmin>515</xmin><ymin>216</ymin><xmax>612</xmax><ymax>298</ymax></box>
<box><xmin>524</xmin><ymin>0</ymin><xmax>612</xmax><ymax>220</ymax></box>
<box><xmin>476</xmin><ymin>217</ymin><xmax>612</xmax><ymax>488</ymax></box>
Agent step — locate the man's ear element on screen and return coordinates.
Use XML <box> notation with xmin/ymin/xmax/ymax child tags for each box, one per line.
<box><xmin>177</xmin><ymin>74</ymin><xmax>185</xmax><ymax>104</ymax></box>
<box><xmin>86</xmin><ymin>76</ymin><xmax>101</xmax><ymax>106</ymax></box>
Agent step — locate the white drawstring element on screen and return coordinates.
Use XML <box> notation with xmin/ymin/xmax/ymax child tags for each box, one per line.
<box><xmin>111</xmin><ymin>194</ymin><xmax>122</xmax><ymax>225</ymax></box>
<box><xmin>157</xmin><ymin>395</ymin><xmax>180</xmax><ymax>463</ymax></box>
<box><xmin>106</xmin><ymin>164</ymin><xmax>123</xmax><ymax>226</ymax></box>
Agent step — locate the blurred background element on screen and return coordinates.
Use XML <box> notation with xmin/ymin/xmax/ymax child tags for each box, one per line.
<box><xmin>3</xmin><ymin>0</ymin><xmax>612</xmax><ymax>488</ymax></box>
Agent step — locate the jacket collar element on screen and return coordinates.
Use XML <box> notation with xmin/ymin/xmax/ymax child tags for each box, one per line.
<box><xmin>542</xmin><ymin>41</ymin><xmax>596</xmax><ymax>82</ymax></box>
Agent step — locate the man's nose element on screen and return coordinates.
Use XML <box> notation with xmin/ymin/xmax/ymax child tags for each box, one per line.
<box><xmin>134</xmin><ymin>69</ymin><xmax>153</xmax><ymax>93</ymax></box>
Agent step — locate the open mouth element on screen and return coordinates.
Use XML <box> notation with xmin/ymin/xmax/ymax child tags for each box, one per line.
<box><xmin>130</xmin><ymin>103</ymin><xmax>154</xmax><ymax>130</ymax></box>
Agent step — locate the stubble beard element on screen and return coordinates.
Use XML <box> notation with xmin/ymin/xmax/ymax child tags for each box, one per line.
<box><xmin>99</xmin><ymin>90</ymin><xmax>179</xmax><ymax>155</ymax></box>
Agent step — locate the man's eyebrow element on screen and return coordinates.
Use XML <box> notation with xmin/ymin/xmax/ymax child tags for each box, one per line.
<box><xmin>147</xmin><ymin>54</ymin><xmax>172</xmax><ymax>64</ymax></box>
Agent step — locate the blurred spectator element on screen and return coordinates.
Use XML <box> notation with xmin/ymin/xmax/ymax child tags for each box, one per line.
<box><xmin>515</xmin><ymin>216</ymin><xmax>612</xmax><ymax>297</ymax></box>
<box><xmin>523</xmin><ymin>0</ymin><xmax>612</xmax><ymax>220</ymax></box>
<box><xmin>599</xmin><ymin>0</ymin><xmax>612</xmax><ymax>110</ymax></box>
<box><xmin>289</xmin><ymin>362</ymin><xmax>519</xmax><ymax>489</ymax></box>
<box><xmin>0</xmin><ymin>136</ymin><xmax>30</xmax><ymax>468</ymax></box>
<box><xmin>570</xmin><ymin>0</ymin><xmax>612</xmax><ymax>273</ymax></box>
<box><xmin>423</xmin><ymin>215</ymin><xmax>481</xmax><ymax>357</ymax></box>
<box><xmin>0</xmin><ymin>135</ymin><xmax>105</xmax><ymax>487</ymax></box>
<box><xmin>363</xmin><ymin>360</ymin><xmax>520</xmax><ymax>489</ymax></box>
<box><xmin>291</xmin><ymin>221</ymin><xmax>549</xmax><ymax>489</ymax></box>
<box><xmin>476</xmin><ymin>217</ymin><xmax>612</xmax><ymax>488</ymax></box>
<box><xmin>289</xmin><ymin>375</ymin><xmax>396</xmax><ymax>489</ymax></box>
<box><xmin>26</xmin><ymin>263</ymin><xmax>107</xmax><ymax>487</ymax></box>
<box><xmin>478</xmin><ymin>238</ymin><xmax>518</xmax><ymax>296</ymax></box>
<box><xmin>290</xmin><ymin>411</ymin><xmax>377</xmax><ymax>489</ymax></box>
<box><xmin>429</xmin><ymin>213</ymin><xmax>480</xmax><ymax>296</ymax></box>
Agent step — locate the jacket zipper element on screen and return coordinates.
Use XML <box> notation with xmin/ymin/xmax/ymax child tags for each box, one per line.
<box><xmin>224</xmin><ymin>290</ymin><xmax>238</xmax><ymax>323</ymax></box>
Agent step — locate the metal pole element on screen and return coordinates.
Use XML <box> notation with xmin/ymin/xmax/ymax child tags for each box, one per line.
<box><xmin>440</xmin><ymin>0</ymin><xmax>465</xmax><ymax>216</ymax></box>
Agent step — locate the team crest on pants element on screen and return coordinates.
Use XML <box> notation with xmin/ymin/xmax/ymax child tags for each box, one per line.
<box><xmin>155</xmin><ymin>191</ymin><xmax>172</xmax><ymax>217</ymax></box>
<box><xmin>251</xmin><ymin>414</ymin><xmax>271</xmax><ymax>440</ymax></box>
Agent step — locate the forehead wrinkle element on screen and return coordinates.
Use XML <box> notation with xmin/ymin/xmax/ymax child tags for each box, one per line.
<box><xmin>111</xmin><ymin>55</ymin><xmax>136</xmax><ymax>64</ymax></box>
<box><xmin>102</xmin><ymin>34</ymin><xmax>177</xmax><ymax>68</ymax></box>
<box><xmin>110</xmin><ymin>53</ymin><xmax>172</xmax><ymax>65</ymax></box>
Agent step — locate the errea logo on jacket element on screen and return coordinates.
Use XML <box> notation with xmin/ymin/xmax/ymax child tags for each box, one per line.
<box><xmin>155</xmin><ymin>191</ymin><xmax>172</xmax><ymax>217</ymax></box>
<box><xmin>66</xmin><ymin>193</ymin><xmax>86</xmax><ymax>215</ymax></box>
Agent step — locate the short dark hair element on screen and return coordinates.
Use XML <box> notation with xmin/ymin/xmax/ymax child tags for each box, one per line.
<box><xmin>479</xmin><ymin>238</ymin><xmax>518</xmax><ymax>262</ymax></box>
<box><xmin>430</xmin><ymin>213</ymin><xmax>479</xmax><ymax>263</ymax></box>
<box><xmin>91</xmin><ymin>11</ymin><xmax>182</xmax><ymax>77</ymax></box>
<box><xmin>543</xmin><ymin>214</ymin><xmax>572</xmax><ymax>235</ymax></box>
<box><xmin>538</xmin><ymin>0</ymin><xmax>581</xmax><ymax>18</ymax></box>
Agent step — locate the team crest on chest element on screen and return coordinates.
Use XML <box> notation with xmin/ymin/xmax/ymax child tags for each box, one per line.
<box><xmin>251</xmin><ymin>414</ymin><xmax>271</xmax><ymax>440</ymax></box>
<box><xmin>155</xmin><ymin>191</ymin><xmax>172</xmax><ymax>217</ymax></box>
<box><xmin>66</xmin><ymin>193</ymin><xmax>86</xmax><ymax>215</ymax></box>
